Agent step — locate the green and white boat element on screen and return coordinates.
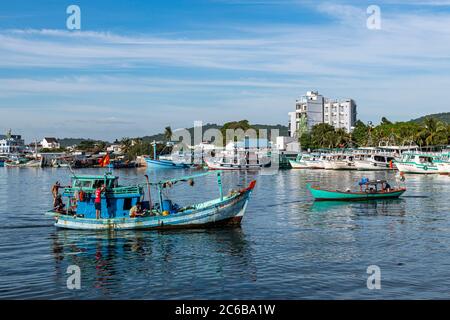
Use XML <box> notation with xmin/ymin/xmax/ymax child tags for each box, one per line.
<box><xmin>434</xmin><ymin>151</ymin><xmax>450</xmax><ymax>174</ymax></box>
<box><xmin>395</xmin><ymin>152</ymin><xmax>439</xmax><ymax>174</ymax></box>
<box><xmin>307</xmin><ymin>181</ymin><xmax>406</xmax><ymax>201</ymax></box>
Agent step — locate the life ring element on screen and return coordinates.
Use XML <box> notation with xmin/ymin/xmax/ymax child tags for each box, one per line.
<box><xmin>423</xmin><ymin>165</ymin><xmax>428</xmax><ymax>171</ymax></box>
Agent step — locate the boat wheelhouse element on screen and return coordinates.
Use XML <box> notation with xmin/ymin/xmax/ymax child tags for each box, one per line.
<box><xmin>61</xmin><ymin>173</ymin><xmax>143</xmax><ymax>219</ymax></box>
<box><xmin>395</xmin><ymin>152</ymin><xmax>439</xmax><ymax>174</ymax></box>
<box><xmin>354</xmin><ymin>154</ymin><xmax>396</xmax><ymax>171</ymax></box>
<box><xmin>322</xmin><ymin>153</ymin><xmax>356</xmax><ymax>170</ymax></box>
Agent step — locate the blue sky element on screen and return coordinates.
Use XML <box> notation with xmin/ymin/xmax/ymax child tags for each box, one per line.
<box><xmin>1</xmin><ymin>0</ymin><xmax>450</xmax><ymax>142</ymax></box>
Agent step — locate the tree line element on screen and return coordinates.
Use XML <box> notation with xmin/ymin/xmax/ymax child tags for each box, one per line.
<box><xmin>300</xmin><ymin>117</ymin><xmax>450</xmax><ymax>150</ymax></box>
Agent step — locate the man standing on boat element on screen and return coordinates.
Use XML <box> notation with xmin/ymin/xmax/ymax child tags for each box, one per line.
<box><xmin>51</xmin><ymin>181</ymin><xmax>67</xmax><ymax>207</ymax></box>
<box><xmin>95</xmin><ymin>184</ymin><xmax>106</xmax><ymax>219</ymax></box>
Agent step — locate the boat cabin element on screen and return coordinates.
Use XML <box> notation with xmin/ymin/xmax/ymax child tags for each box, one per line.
<box><xmin>62</xmin><ymin>174</ymin><xmax>144</xmax><ymax>219</ymax></box>
<box><xmin>400</xmin><ymin>152</ymin><xmax>438</xmax><ymax>164</ymax></box>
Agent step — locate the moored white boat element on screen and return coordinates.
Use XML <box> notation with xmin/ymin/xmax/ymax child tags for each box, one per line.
<box><xmin>354</xmin><ymin>154</ymin><xmax>396</xmax><ymax>171</ymax></box>
<box><xmin>323</xmin><ymin>154</ymin><xmax>355</xmax><ymax>170</ymax></box>
<box><xmin>395</xmin><ymin>152</ymin><xmax>439</xmax><ymax>174</ymax></box>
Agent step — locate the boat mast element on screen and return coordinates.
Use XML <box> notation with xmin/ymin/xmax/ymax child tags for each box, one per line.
<box><xmin>217</xmin><ymin>171</ymin><xmax>223</xmax><ymax>201</ymax></box>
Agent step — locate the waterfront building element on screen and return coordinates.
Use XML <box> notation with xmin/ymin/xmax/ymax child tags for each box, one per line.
<box><xmin>41</xmin><ymin>137</ymin><xmax>60</xmax><ymax>149</ymax></box>
<box><xmin>323</xmin><ymin>99</ymin><xmax>357</xmax><ymax>133</ymax></box>
<box><xmin>0</xmin><ymin>130</ymin><xmax>25</xmax><ymax>155</ymax></box>
<box><xmin>289</xmin><ymin>91</ymin><xmax>325</xmax><ymax>137</ymax></box>
<box><xmin>288</xmin><ymin>91</ymin><xmax>357</xmax><ymax>137</ymax></box>
<box><xmin>276</xmin><ymin>136</ymin><xmax>300</xmax><ymax>152</ymax></box>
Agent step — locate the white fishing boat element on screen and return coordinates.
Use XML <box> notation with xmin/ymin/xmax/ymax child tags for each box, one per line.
<box><xmin>395</xmin><ymin>152</ymin><xmax>439</xmax><ymax>174</ymax></box>
<box><xmin>354</xmin><ymin>154</ymin><xmax>396</xmax><ymax>171</ymax></box>
<box><xmin>205</xmin><ymin>155</ymin><xmax>271</xmax><ymax>170</ymax></box>
<box><xmin>289</xmin><ymin>153</ymin><xmax>325</xmax><ymax>169</ymax></box>
<box><xmin>206</xmin><ymin>138</ymin><xmax>271</xmax><ymax>170</ymax></box>
<box><xmin>323</xmin><ymin>153</ymin><xmax>355</xmax><ymax>170</ymax></box>
<box><xmin>288</xmin><ymin>153</ymin><xmax>309</xmax><ymax>169</ymax></box>
<box><xmin>434</xmin><ymin>151</ymin><xmax>450</xmax><ymax>174</ymax></box>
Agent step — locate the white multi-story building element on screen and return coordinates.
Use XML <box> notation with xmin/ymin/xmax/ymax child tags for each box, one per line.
<box><xmin>0</xmin><ymin>130</ymin><xmax>25</xmax><ymax>155</ymax></box>
<box><xmin>289</xmin><ymin>91</ymin><xmax>324</xmax><ymax>137</ymax></box>
<box><xmin>323</xmin><ymin>99</ymin><xmax>357</xmax><ymax>133</ymax></box>
<box><xmin>288</xmin><ymin>91</ymin><xmax>357</xmax><ymax>137</ymax></box>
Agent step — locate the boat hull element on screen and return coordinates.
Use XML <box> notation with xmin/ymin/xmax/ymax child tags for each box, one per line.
<box><xmin>323</xmin><ymin>160</ymin><xmax>355</xmax><ymax>170</ymax></box>
<box><xmin>145</xmin><ymin>158</ymin><xmax>191</xmax><ymax>169</ymax></box>
<box><xmin>307</xmin><ymin>184</ymin><xmax>406</xmax><ymax>201</ymax></box>
<box><xmin>288</xmin><ymin>159</ymin><xmax>308</xmax><ymax>169</ymax></box>
<box><xmin>436</xmin><ymin>162</ymin><xmax>450</xmax><ymax>174</ymax></box>
<box><xmin>354</xmin><ymin>160</ymin><xmax>394</xmax><ymax>171</ymax></box>
<box><xmin>205</xmin><ymin>159</ymin><xmax>270</xmax><ymax>170</ymax></box>
<box><xmin>46</xmin><ymin>182</ymin><xmax>255</xmax><ymax>230</ymax></box>
<box><xmin>305</xmin><ymin>160</ymin><xmax>325</xmax><ymax>169</ymax></box>
<box><xmin>395</xmin><ymin>162</ymin><xmax>439</xmax><ymax>174</ymax></box>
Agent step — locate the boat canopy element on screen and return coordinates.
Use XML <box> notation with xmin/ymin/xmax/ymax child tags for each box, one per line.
<box><xmin>70</xmin><ymin>174</ymin><xmax>119</xmax><ymax>190</ymax></box>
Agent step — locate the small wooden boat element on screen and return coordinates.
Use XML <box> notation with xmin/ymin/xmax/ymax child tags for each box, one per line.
<box><xmin>307</xmin><ymin>180</ymin><xmax>406</xmax><ymax>201</ymax></box>
<box><xmin>45</xmin><ymin>170</ymin><xmax>256</xmax><ymax>230</ymax></box>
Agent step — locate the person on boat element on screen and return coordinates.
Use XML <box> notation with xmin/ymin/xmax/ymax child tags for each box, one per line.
<box><xmin>95</xmin><ymin>184</ymin><xmax>106</xmax><ymax>219</ymax></box>
<box><xmin>54</xmin><ymin>194</ymin><xmax>65</xmax><ymax>212</ymax></box>
<box><xmin>384</xmin><ymin>181</ymin><xmax>392</xmax><ymax>192</ymax></box>
<box><xmin>129</xmin><ymin>202</ymin><xmax>144</xmax><ymax>218</ymax></box>
<box><xmin>359</xmin><ymin>177</ymin><xmax>369</xmax><ymax>191</ymax></box>
<box><xmin>51</xmin><ymin>181</ymin><xmax>64</xmax><ymax>206</ymax></box>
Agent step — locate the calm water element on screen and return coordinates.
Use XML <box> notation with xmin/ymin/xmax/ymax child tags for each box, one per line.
<box><xmin>0</xmin><ymin>166</ymin><xmax>449</xmax><ymax>299</ymax></box>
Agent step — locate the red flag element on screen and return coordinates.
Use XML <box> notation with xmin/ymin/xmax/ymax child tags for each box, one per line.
<box><xmin>98</xmin><ymin>154</ymin><xmax>110</xmax><ymax>167</ymax></box>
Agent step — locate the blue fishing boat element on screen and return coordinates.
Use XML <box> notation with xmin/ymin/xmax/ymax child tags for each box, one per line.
<box><xmin>145</xmin><ymin>141</ymin><xmax>192</xmax><ymax>169</ymax></box>
<box><xmin>45</xmin><ymin>170</ymin><xmax>256</xmax><ymax>230</ymax></box>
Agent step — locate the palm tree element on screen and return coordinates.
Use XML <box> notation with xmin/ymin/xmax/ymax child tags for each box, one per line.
<box><xmin>335</xmin><ymin>128</ymin><xmax>350</xmax><ymax>148</ymax></box>
<box><xmin>120</xmin><ymin>137</ymin><xmax>132</xmax><ymax>155</ymax></box>
<box><xmin>164</xmin><ymin>126</ymin><xmax>173</xmax><ymax>142</ymax></box>
<box><xmin>417</xmin><ymin>117</ymin><xmax>447</xmax><ymax>146</ymax></box>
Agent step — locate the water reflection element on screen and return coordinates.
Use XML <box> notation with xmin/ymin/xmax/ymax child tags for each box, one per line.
<box><xmin>50</xmin><ymin>227</ymin><xmax>256</xmax><ymax>298</ymax></box>
<box><xmin>310</xmin><ymin>199</ymin><xmax>406</xmax><ymax>217</ymax></box>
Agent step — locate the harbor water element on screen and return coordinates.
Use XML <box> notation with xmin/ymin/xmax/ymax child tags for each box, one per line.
<box><xmin>0</xmin><ymin>167</ymin><xmax>449</xmax><ymax>299</ymax></box>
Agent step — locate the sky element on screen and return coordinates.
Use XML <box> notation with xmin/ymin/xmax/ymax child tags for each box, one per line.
<box><xmin>1</xmin><ymin>0</ymin><xmax>450</xmax><ymax>142</ymax></box>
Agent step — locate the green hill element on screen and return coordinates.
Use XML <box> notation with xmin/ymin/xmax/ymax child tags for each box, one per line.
<box><xmin>410</xmin><ymin>112</ymin><xmax>450</xmax><ymax>124</ymax></box>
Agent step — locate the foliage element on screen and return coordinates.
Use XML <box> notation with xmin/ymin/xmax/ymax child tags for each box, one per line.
<box><xmin>39</xmin><ymin>147</ymin><xmax>67</xmax><ymax>153</ymax></box>
<box><xmin>302</xmin><ymin>116</ymin><xmax>450</xmax><ymax>150</ymax></box>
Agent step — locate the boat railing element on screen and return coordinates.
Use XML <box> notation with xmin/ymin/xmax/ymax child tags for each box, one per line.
<box><xmin>63</xmin><ymin>185</ymin><xmax>143</xmax><ymax>195</ymax></box>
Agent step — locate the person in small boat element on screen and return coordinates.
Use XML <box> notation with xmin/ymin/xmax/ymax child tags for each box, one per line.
<box><xmin>384</xmin><ymin>181</ymin><xmax>392</xmax><ymax>192</ymax></box>
<box><xmin>95</xmin><ymin>184</ymin><xmax>106</xmax><ymax>219</ymax></box>
<box><xmin>359</xmin><ymin>177</ymin><xmax>369</xmax><ymax>191</ymax></box>
<box><xmin>129</xmin><ymin>202</ymin><xmax>144</xmax><ymax>218</ymax></box>
<box><xmin>54</xmin><ymin>194</ymin><xmax>65</xmax><ymax>212</ymax></box>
